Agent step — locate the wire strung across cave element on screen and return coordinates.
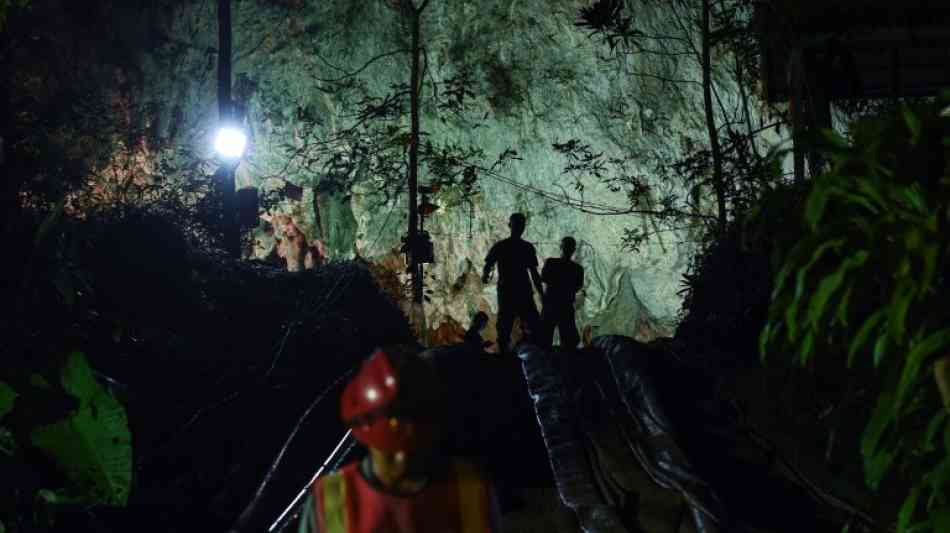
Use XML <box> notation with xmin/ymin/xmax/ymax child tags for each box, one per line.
<box><xmin>479</xmin><ymin>167</ymin><xmax>713</xmax><ymax>222</ymax></box>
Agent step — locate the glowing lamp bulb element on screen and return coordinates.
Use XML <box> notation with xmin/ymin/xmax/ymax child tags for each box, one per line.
<box><xmin>214</xmin><ymin>126</ymin><xmax>248</xmax><ymax>159</ymax></box>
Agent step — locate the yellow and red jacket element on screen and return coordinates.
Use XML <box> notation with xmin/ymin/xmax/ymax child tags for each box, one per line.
<box><xmin>297</xmin><ymin>458</ymin><xmax>499</xmax><ymax>533</ymax></box>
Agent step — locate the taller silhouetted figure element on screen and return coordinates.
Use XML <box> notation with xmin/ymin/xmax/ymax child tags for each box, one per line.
<box><xmin>540</xmin><ymin>236</ymin><xmax>584</xmax><ymax>349</ymax></box>
<box><xmin>482</xmin><ymin>213</ymin><xmax>543</xmax><ymax>355</ymax></box>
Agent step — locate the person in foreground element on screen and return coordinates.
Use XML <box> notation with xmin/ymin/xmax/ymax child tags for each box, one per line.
<box><xmin>293</xmin><ymin>346</ymin><xmax>501</xmax><ymax>533</ymax></box>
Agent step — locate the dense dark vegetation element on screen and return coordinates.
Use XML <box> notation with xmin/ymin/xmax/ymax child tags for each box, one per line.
<box><xmin>3</xmin><ymin>0</ymin><xmax>950</xmax><ymax>532</ymax></box>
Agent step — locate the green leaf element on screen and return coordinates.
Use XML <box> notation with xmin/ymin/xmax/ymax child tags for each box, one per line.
<box><xmin>873</xmin><ymin>333</ymin><xmax>889</xmax><ymax>367</ymax></box>
<box><xmin>786</xmin><ymin>301</ymin><xmax>800</xmax><ymax>342</ymax></box>
<box><xmin>889</xmin><ymin>281</ymin><xmax>916</xmax><ymax>344</ymax></box>
<box><xmin>808</xmin><ymin>251</ymin><xmax>868</xmax><ymax>328</ymax></box>
<box><xmin>899</xmin><ymin>487</ymin><xmax>921</xmax><ymax>532</ymax></box>
<box><xmin>903</xmin><ymin>106</ymin><xmax>922</xmax><ymax>146</ymax></box>
<box><xmin>805</xmin><ymin>187</ymin><xmax>829</xmax><ymax>229</ymax></box>
<box><xmin>895</xmin><ymin>328</ymin><xmax>950</xmax><ymax>410</ymax></box>
<box><xmin>855</xmin><ymin>179</ymin><xmax>887</xmax><ymax>210</ymax></box>
<box><xmin>799</xmin><ymin>331</ymin><xmax>815</xmax><ymax>365</ymax></box>
<box><xmin>849</xmin><ymin>310</ymin><xmax>885</xmax><ymax>366</ymax></box>
<box><xmin>0</xmin><ymin>381</ymin><xmax>15</xmax><ymax>421</ymax></box>
<box><xmin>925</xmin><ymin>411</ymin><xmax>949</xmax><ymax>452</ymax></box>
<box><xmin>807</xmin><ymin>271</ymin><xmax>845</xmax><ymax>329</ymax></box>
<box><xmin>30</xmin><ymin>351</ymin><xmax>131</xmax><ymax>506</ymax></box>
<box><xmin>833</xmin><ymin>283</ymin><xmax>854</xmax><ymax>327</ymax></box>
<box><xmin>864</xmin><ymin>447</ymin><xmax>895</xmax><ymax>490</ymax></box>
<box><xmin>795</xmin><ymin>239</ymin><xmax>844</xmax><ymax>302</ymax></box>
<box><xmin>772</xmin><ymin>237</ymin><xmax>820</xmax><ymax>299</ymax></box>
<box><xmin>900</xmin><ymin>184</ymin><xmax>927</xmax><ymax>213</ymax></box>
<box><xmin>759</xmin><ymin>322</ymin><xmax>773</xmax><ymax>360</ymax></box>
<box><xmin>781</xmin><ymin>239</ymin><xmax>844</xmax><ymax>341</ymax></box>
<box><xmin>862</xmin><ymin>391</ymin><xmax>895</xmax><ymax>461</ymax></box>
<box><xmin>934</xmin><ymin>506</ymin><xmax>950</xmax><ymax>533</ymax></box>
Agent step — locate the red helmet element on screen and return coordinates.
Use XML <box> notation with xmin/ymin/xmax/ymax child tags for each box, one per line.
<box><xmin>340</xmin><ymin>347</ymin><xmax>442</xmax><ymax>452</ymax></box>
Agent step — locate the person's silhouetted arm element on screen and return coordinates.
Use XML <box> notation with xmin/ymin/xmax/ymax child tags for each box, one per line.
<box><xmin>576</xmin><ymin>265</ymin><xmax>585</xmax><ymax>296</ymax></box>
<box><xmin>483</xmin><ymin>244</ymin><xmax>498</xmax><ymax>284</ymax></box>
<box><xmin>530</xmin><ymin>266</ymin><xmax>544</xmax><ymax>296</ymax></box>
<box><xmin>528</xmin><ymin>243</ymin><xmax>543</xmax><ymax>296</ymax></box>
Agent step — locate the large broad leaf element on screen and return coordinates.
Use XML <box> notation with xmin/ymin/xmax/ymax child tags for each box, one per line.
<box><xmin>29</xmin><ymin>352</ymin><xmax>131</xmax><ymax>506</ymax></box>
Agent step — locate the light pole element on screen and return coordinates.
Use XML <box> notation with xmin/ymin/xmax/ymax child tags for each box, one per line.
<box><xmin>215</xmin><ymin>0</ymin><xmax>244</xmax><ymax>258</ymax></box>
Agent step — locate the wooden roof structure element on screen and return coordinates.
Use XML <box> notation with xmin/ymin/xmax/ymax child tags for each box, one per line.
<box><xmin>757</xmin><ymin>0</ymin><xmax>950</xmax><ymax>102</ymax></box>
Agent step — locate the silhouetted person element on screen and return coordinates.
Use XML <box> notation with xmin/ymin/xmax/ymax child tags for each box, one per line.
<box><xmin>464</xmin><ymin>311</ymin><xmax>493</xmax><ymax>351</ymax></box>
<box><xmin>540</xmin><ymin>237</ymin><xmax>584</xmax><ymax>349</ymax></box>
<box><xmin>482</xmin><ymin>213</ymin><xmax>543</xmax><ymax>354</ymax></box>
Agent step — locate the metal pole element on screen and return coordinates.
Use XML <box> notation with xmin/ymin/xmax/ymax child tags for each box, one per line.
<box><xmin>218</xmin><ymin>0</ymin><xmax>240</xmax><ymax>258</ymax></box>
<box><xmin>407</xmin><ymin>3</ymin><xmax>423</xmax><ymax>305</ymax></box>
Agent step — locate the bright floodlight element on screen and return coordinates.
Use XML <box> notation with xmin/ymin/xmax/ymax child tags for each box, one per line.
<box><xmin>214</xmin><ymin>126</ymin><xmax>248</xmax><ymax>159</ymax></box>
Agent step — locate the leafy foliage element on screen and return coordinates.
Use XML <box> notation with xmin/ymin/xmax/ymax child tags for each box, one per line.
<box><xmin>759</xmin><ymin>99</ymin><xmax>950</xmax><ymax>531</ymax></box>
<box><xmin>569</xmin><ymin>0</ymin><xmax>783</xmax><ymax>251</ymax></box>
<box><xmin>576</xmin><ymin>0</ymin><xmax>636</xmax><ymax>51</ymax></box>
<box><xmin>1</xmin><ymin>351</ymin><xmax>131</xmax><ymax>531</ymax></box>
<box><xmin>29</xmin><ymin>351</ymin><xmax>131</xmax><ymax>506</ymax></box>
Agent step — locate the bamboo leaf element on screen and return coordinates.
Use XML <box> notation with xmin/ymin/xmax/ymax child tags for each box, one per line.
<box><xmin>864</xmin><ymin>447</ymin><xmax>895</xmax><ymax>490</ymax></box>
<box><xmin>889</xmin><ymin>282</ymin><xmax>915</xmax><ymax>344</ymax></box>
<box><xmin>759</xmin><ymin>322</ymin><xmax>773</xmax><ymax>360</ymax></box>
<box><xmin>799</xmin><ymin>331</ymin><xmax>815</xmax><ymax>365</ymax></box>
<box><xmin>833</xmin><ymin>283</ymin><xmax>854</xmax><ymax>327</ymax></box>
<box><xmin>895</xmin><ymin>329</ymin><xmax>950</xmax><ymax>411</ymax></box>
<box><xmin>793</xmin><ymin>239</ymin><xmax>844</xmax><ymax>309</ymax></box>
<box><xmin>855</xmin><ymin>179</ymin><xmax>887</xmax><ymax>210</ymax></box>
<box><xmin>924</xmin><ymin>411</ymin><xmax>948</xmax><ymax>452</ymax></box>
<box><xmin>772</xmin><ymin>236</ymin><xmax>827</xmax><ymax>299</ymax></box>
<box><xmin>862</xmin><ymin>391</ymin><xmax>895</xmax><ymax>461</ymax></box>
<box><xmin>805</xmin><ymin>187</ymin><xmax>829</xmax><ymax>229</ymax></box>
<box><xmin>808</xmin><ymin>251</ymin><xmax>868</xmax><ymax>328</ymax></box>
<box><xmin>849</xmin><ymin>310</ymin><xmax>885</xmax><ymax>366</ymax></box>
<box><xmin>898</xmin><ymin>487</ymin><xmax>920</xmax><ymax>532</ymax></box>
<box><xmin>873</xmin><ymin>333</ymin><xmax>889</xmax><ymax>367</ymax></box>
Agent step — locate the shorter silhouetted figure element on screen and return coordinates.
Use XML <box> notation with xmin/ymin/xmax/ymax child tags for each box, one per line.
<box><xmin>540</xmin><ymin>237</ymin><xmax>584</xmax><ymax>349</ymax></box>
<box><xmin>483</xmin><ymin>213</ymin><xmax>543</xmax><ymax>354</ymax></box>
<box><xmin>464</xmin><ymin>311</ymin><xmax>493</xmax><ymax>351</ymax></box>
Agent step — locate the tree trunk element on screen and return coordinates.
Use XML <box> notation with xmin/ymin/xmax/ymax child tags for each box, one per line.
<box><xmin>701</xmin><ymin>0</ymin><xmax>727</xmax><ymax>233</ymax></box>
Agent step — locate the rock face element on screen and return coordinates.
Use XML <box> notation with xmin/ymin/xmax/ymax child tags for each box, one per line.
<box><xmin>116</xmin><ymin>0</ymin><xmax>761</xmax><ymax>343</ymax></box>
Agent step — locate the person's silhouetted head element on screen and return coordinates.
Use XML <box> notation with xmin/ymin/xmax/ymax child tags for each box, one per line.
<box><xmin>509</xmin><ymin>213</ymin><xmax>527</xmax><ymax>238</ymax></box>
<box><xmin>561</xmin><ymin>236</ymin><xmax>577</xmax><ymax>258</ymax></box>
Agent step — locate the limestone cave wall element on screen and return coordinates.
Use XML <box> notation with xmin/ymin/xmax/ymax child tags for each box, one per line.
<box><xmin>108</xmin><ymin>0</ymin><xmax>771</xmax><ymax>345</ymax></box>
